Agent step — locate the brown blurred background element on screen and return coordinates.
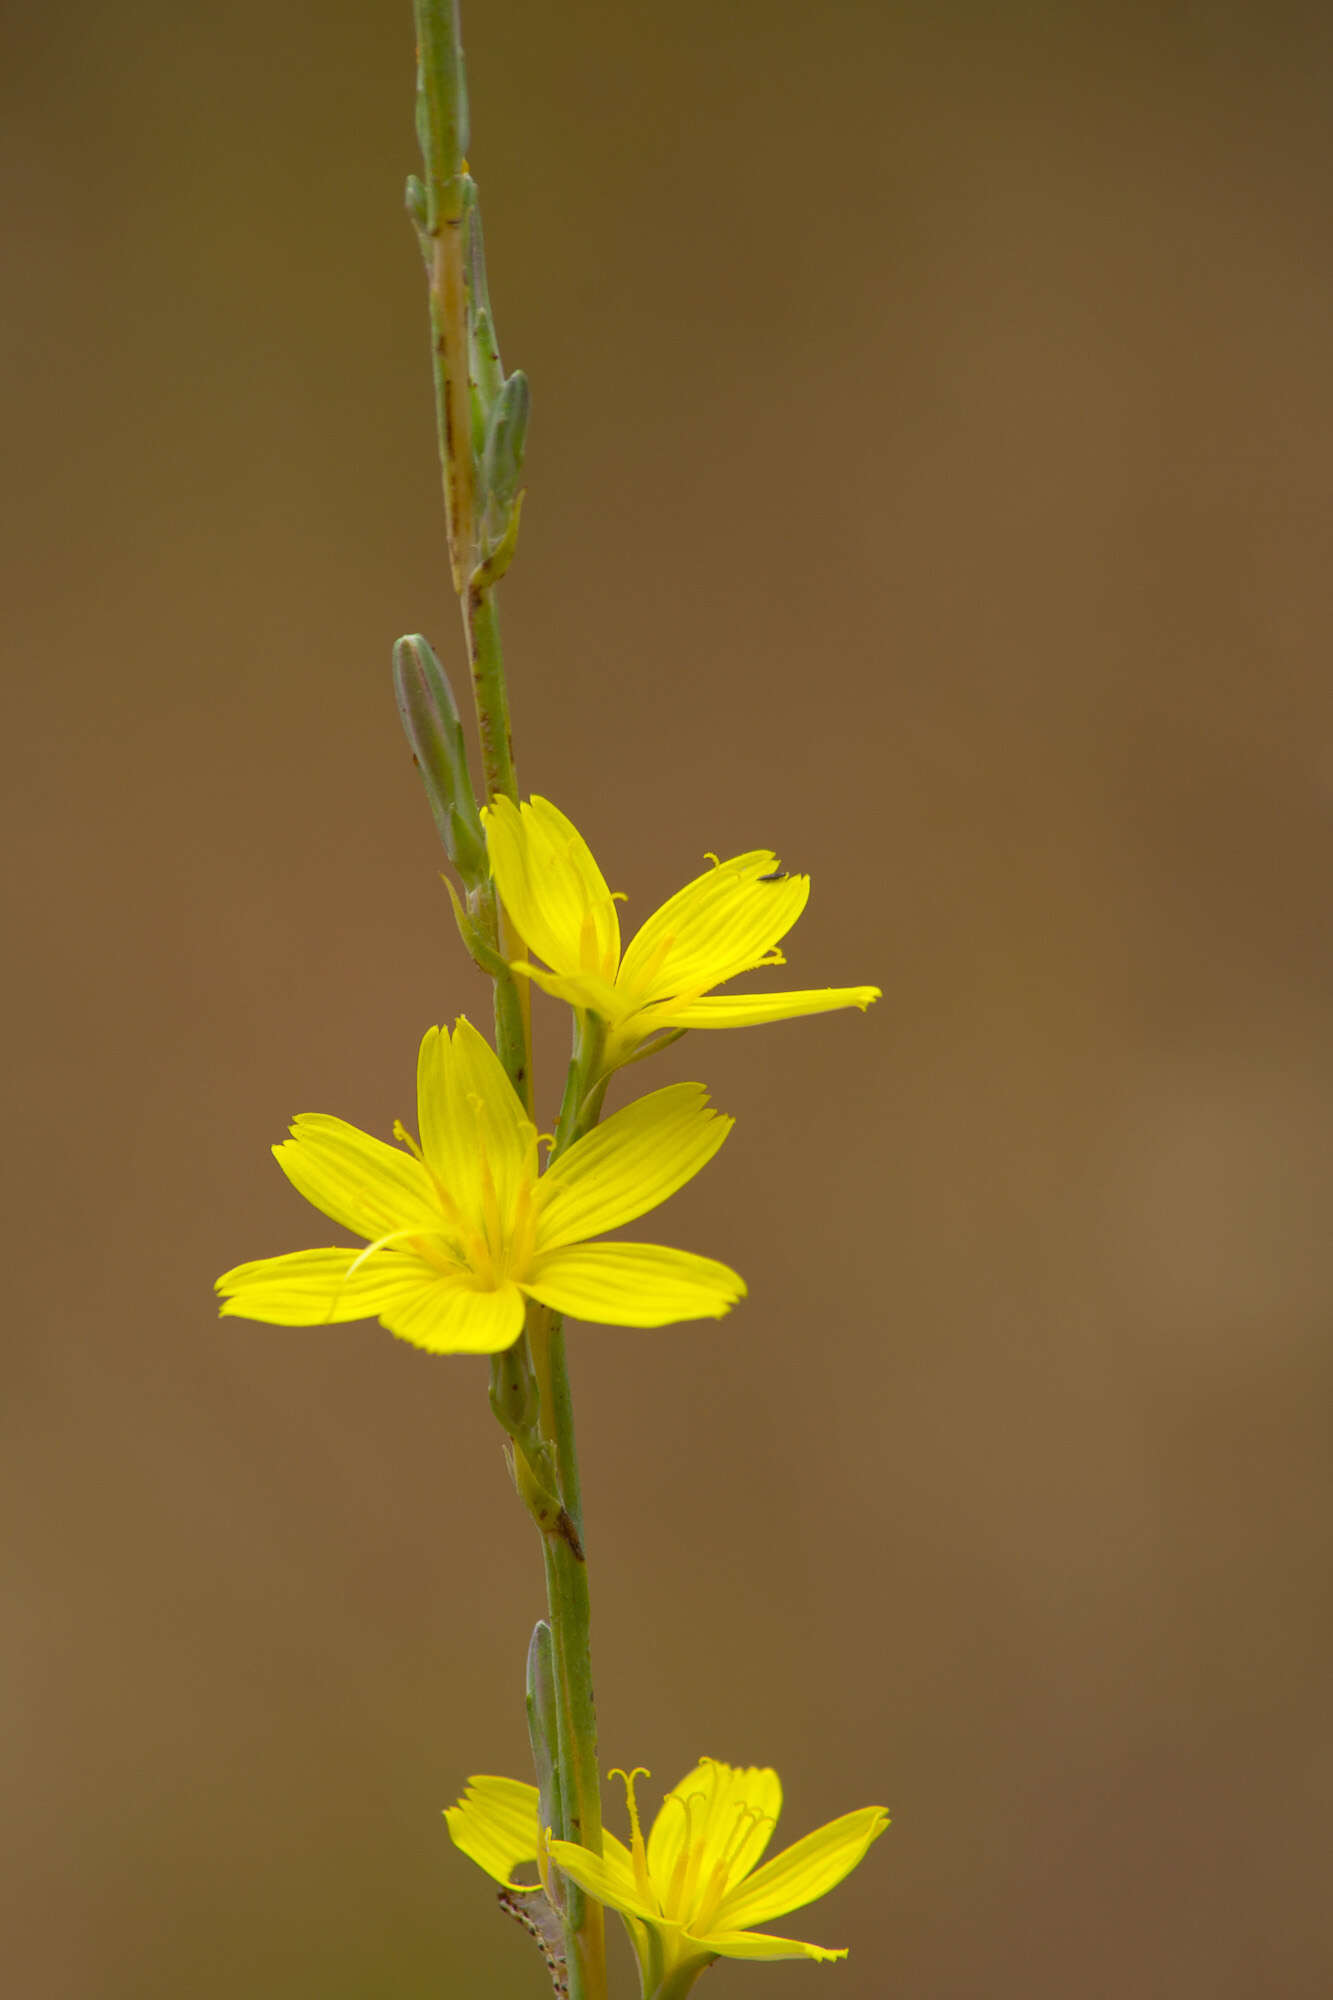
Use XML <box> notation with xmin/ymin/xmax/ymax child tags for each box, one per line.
<box><xmin>4</xmin><ymin>1</ymin><xmax>1332</xmax><ymax>1994</ymax></box>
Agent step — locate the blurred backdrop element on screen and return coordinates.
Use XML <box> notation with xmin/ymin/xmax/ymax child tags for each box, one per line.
<box><xmin>4</xmin><ymin>1</ymin><xmax>1332</xmax><ymax>1994</ymax></box>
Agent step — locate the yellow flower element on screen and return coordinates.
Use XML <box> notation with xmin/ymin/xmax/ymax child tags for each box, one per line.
<box><xmin>446</xmin><ymin>1757</ymin><xmax>889</xmax><ymax>1997</ymax></box>
<box><xmin>480</xmin><ymin>797</ymin><xmax>881</xmax><ymax>1071</ymax></box>
<box><xmin>216</xmin><ymin>1018</ymin><xmax>744</xmax><ymax>1353</ymax></box>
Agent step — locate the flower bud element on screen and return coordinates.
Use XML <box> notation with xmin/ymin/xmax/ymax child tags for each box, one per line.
<box><xmin>525</xmin><ymin>1619</ymin><xmax>565</xmax><ymax>1856</ymax></box>
<box><xmin>489</xmin><ymin>1337</ymin><xmax>539</xmax><ymax>1440</ymax></box>
<box><xmin>392</xmin><ymin>634</ymin><xmax>487</xmax><ymax>886</ymax></box>
<box><xmin>464</xmin><ymin>190</ymin><xmax>505</xmax><ymax>415</ymax></box>
<box><xmin>481</xmin><ymin>369</ymin><xmax>529</xmax><ymax>548</ymax></box>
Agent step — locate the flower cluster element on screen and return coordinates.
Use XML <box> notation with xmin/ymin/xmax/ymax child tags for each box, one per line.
<box><xmin>217</xmin><ymin>800</ymin><xmax>877</xmax><ymax>1353</ymax></box>
<box><xmin>217</xmin><ymin>797</ymin><xmax>885</xmax><ymax>1992</ymax></box>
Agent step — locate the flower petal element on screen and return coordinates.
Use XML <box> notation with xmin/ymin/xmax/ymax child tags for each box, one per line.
<box><xmin>273</xmin><ymin>1114</ymin><xmax>439</xmax><ymax>1238</ymax></box>
<box><xmin>664</xmin><ymin>986</ymin><xmax>881</xmax><ymax>1029</ymax></box>
<box><xmin>536</xmin><ymin>1084</ymin><xmax>732</xmax><ymax>1250</ymax></box>
<box><xmin>546</xmin><ymin>1835</ymin><xmax>661</xmax><ymax>1927</ymax></box>
<box><xmin>446</xmin><ymin>1775</ymin><xmax>542</xmax><ymax>1888</ymax></box>
<box><xmin>416</xmin><ymin>1019</ymin><xmax>536</xmax><ymax>1228</ymax></box>
<box><xmin>509</xmin><ymin>960</ymin><xmax>628</xmax><ymax>1023</ymax></box>
<box><xmin>711</xmin><ymin>1806</ymin><xmax>890</xmax><ymax>1932</ymax></box>
<box><xmin>647</xmin><ymin>1761</ymin><xmax>782</xmax><ymax>1908</ymax></box>
<box><xmin>380</xmin><ymin>1276</ymin><xmax>526</xmax><ymax>1354</ymax></box>
<box><xmin>484</xmin><ymin>796</ymin><xmax>621</xmax><ymax>981</ymax></box>
<box><xmin>618</xmin><ymin>855</ymin><xmax>809</xmax><ymax>1001</ymax></box>
<box><xmin>694</xmin><ymin>1928</ymin><xmax>847</xmax><ymax>1963</ymax></box>
<box><xmin>215</xmin><ymin>1247</ymin><xmax>427</xmax><ymax>1325</ymax></box>
<box><xmin>524</xmin><ymin>1243</ymin><xmax>745</xmax><ymax>1327</ymax></box>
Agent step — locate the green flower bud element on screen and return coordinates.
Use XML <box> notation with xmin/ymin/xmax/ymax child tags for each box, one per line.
<box><xmin>525</xmin><ymin>1619</ymin><xmax>565</xmax><ymax>1854</ymax></box>
<box><xmin>391</xmin><ymin>634</ymin><xmax>486</xmax><ymax>886</ymax></box>
<box><xmin>481</xmin><ymin>370</ymin><xmax>529</xmax><ymax>554</ymax></box>
<box><xmin>489</xmin><ymin>1336</ymin><xmax>539</xmax><ymax>1440</ymax></box>
<box><xmin>463</xmin><ymin>189</ymin><xmax>506</xmax><ymax>415</ymax></box>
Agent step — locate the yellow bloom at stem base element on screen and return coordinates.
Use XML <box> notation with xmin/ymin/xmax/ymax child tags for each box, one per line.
<box><xmin>481</xmin><ymin>796</ymin><xmax>881</xmax><ymax>1073</ymax></box>
<box><xmin>446</xmin><ymin>1757</ymin><xmax>889</xmax><ymax>1998</ymax></box>
<box><xmin>216</xmin><ymin>1018</ymin><xmax>744</xmax><ymax>1353</ymax></box>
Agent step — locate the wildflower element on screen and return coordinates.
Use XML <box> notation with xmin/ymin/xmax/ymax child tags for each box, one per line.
<box><xmin>216</xmin><ymin>1017</ymin><xmax>744</xmax><ymax>1353</ymax></box>
<box><xmin>446</xmin><ymin>1756</ymin><xmax>889</xmax><ymax>1996</ymax></box>
<box><xmin>480</xmin><ymin>796</ymin><xmax>881</xmax><ymax>1071</ymax></box>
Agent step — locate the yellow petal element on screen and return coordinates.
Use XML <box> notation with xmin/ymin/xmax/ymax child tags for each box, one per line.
<box><xmin>536</xmin><ymin>1084</ymin><xmax>732</xmax><ymax>1250</ymax></box>
<box><xmin>647</xmin><ymin>1761</ymin><xmax>782</xmax><ymax>1907</ymax></box>
<box><xmin>380</xmin><ymin>1276</ymin><xmax>526</xmax><ymax>1354</ymax></box>
<box><xmin>524</xmin><ymin>1243</ymin><xmax>745</xmax><ymax>1328</ymax></box>
<box><xmin>416</xmin><ymin>1019</ymin><xmax>535</xmax><ymax>1226</ymax></box>
<box><xmin>273</xmin><ymin>1114</ymin><xmax>438</xmax><ymax>1238</ymax></box>
<box><xmin>446</xmin><ymin>1016</ymin><xmax>536</xmax><ymax>1219</ymax></box>
<box><xmin>664</xmin><ymin>986</ymin><xmax>881</xmax><ymax>1029</ymax></box>
<box><xmin>484</xmin><ymin>796</ymin><xmax>621</xmax><ymax>981</ymax></box>
<box><xmin>509</xmin><ymin>959</ymin><xmax>627</xmax><ymax>1022</ymax></box>
<box><xmin>546</xmin><ymin>1835</ymin><xmax>661</xmax><ymax>1927</ymax></box>
<box><xmin>445</xmin><ymin>1775</ymin><xmax>542</xmax><ymax>1888</ymax></box>
<box><xmin>694</xmin><ymin>1929</ymin><xmax>846</xmax><ymax>1963</ymax></box>
<box><xmin>618</xmin><ymin>855</ymin><xmax>808</xmax><ymax>1001</ymax></box>
<box><xmin>710</xmin><ymin>1806</ymin><xmax>889</xmax><ymax>1932</ymax></box>
<box><xmin>215</xmin><ymin>1247</ymin><xmax>426</xmax><ymax>1325</ymax></box>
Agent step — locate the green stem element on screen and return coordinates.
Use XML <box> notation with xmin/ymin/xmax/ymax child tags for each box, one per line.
<box><xmin>414</xmin><ymin>0</ymin><xmax>473</xmax><ymax>593</ymax></box>
<box><xmin>466</xmin><ymin>581</ymin><xmax>519</xmax><ymax>806</ymax></box>
<box><xmin>529</xmin><ymin>1014</ymin><xmax>611</xmax><ymax>1997</ymax></box>
<box><xmin>412</xmin><ymin>11</ymin><xmax>606</xmax><ymax>1998</ymax></box>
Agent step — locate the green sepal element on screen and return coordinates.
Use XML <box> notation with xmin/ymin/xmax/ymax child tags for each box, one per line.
<box><xmin>506</xmin><ymin>1440</ymin><xmax>584</xmax><ymax>1559</ymax></box>
<box><xmin>404</xmin><ymin>172</ymin><xmax>429</xmax><ymax>232</ymax></box>
<box><xmin>473</xmin><ymin>489</ymin><xmax>525</xmax><ymax>589</ymax></box>
<box><xmin>489</xmin><ymin>1336</ymin><xmax>540</xmax><ymax>1441</ymax></box>
<box><xmin>392</xmin><ymin>634</ymin><xmax>487</xmax><ymax>887</ymax></box>
<box><xmin>442</xmin><ymin>875</ymin><xmax>510</xmax><ymax>978</ymax></box>
<box><xmin>483</xmin><ymin>370</ymin><xmax>530</xmax><ymax>521</ymax></box>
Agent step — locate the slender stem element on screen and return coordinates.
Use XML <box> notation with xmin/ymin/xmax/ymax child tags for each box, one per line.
<box><xmin>412</xmin><ymin>11</ymin><xmax>606</xmax><ymax>1998</ymax></box>
<box><xmin>529</xmin><ymin>1013</ymin><xmax>611</xmax><ymax>1998</ymax></box>
<box><xmin>414</xmin><ymin>0</ymin><xmax>474</xmax><ymax>592</ymax></box>
<box><xmin>466</xmin><ymin>582</ymin><xmax>519</xmax><ymax>804</ymax></box>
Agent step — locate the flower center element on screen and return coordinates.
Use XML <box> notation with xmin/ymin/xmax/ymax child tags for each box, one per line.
<box><xmin>656</xmin><ymin>1780</ymin><xmax>773</xmax><ymax>1933</ymax></box>
<box><xmin>394</xmin><ymin>1115</ymin><xmax>540</xmax><ymax>1290</ymax></box>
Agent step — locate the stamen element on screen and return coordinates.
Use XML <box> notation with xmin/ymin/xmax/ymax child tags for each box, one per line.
<box><xmin>693</xmin><ymin>1803</ymin><xmax>773</xmax><ymax>1929</ymax></box>
<box><xmin>393</xmin><ymin>1120</ymin><xmax>424</xmax><ymax>1160</ymax></box>
<box><xmin>609</xmin><ymin>1768</ymin><xmax>654</xmax><ymax>1905</ymax></box>
<box><xmin>396</xmin><ymin>1118</ymin><xmax>474</xmax><ymax>1249</ymax></box>
<box><xmin>664</xmin><ymin>1786</ymin><xmax>709</xmax><ymax>1916</ymax></box>
<box><xmin>345</xmin><ymin>1228</ymin><xmax>419</xmax><ymax>1278</ymax></box>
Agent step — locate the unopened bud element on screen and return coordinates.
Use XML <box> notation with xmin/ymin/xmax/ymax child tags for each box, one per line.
<box><xmin>525</xmin><ymin>1619</ymin><xmax>565</xmax><ymax>1858</ymax></box>
<box><xmin>392</xmin><ymin>634</ymin><xmax>486</xmax><ymax>886</ymax></box>
<box><xmin>489</xmin><ymin>1338</ymin><xmax>539</xmax><ymax>1440</ymax></box>
<box><xmin>481</xmin><ymin>370</ymin><xmax>530</xmax><ymax>544</ymax></box>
